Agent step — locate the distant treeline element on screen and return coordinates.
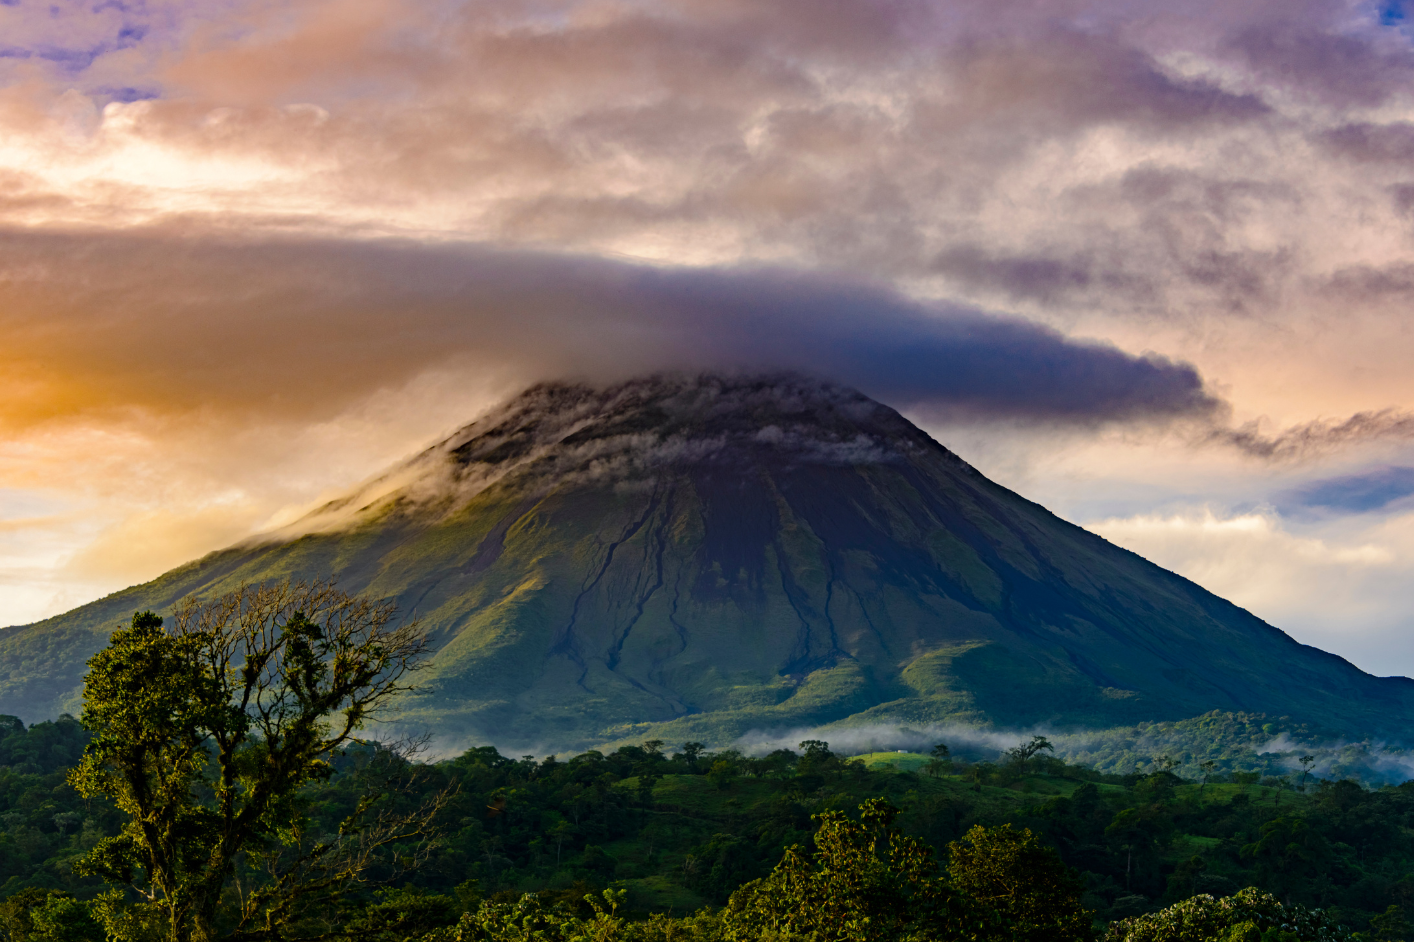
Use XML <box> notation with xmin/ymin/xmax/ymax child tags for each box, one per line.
<box><xmin>1049</xmin><ymin>711</ymin><xmax>1414</xmax><ymax>786</ymax></box>
<box><xmin>778</xmin><ymin>710</ymin><xmax>1414</xmax><ymax>786</ymax></box>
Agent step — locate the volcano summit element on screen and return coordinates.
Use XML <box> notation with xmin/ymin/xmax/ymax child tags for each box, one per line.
<box><xmin>2</xmin><ymin>373</ymin><xmax>1411</xmax><ymax>749</ymax></box>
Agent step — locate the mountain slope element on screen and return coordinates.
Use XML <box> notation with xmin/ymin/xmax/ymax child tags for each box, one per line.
<box><xmin>2</xmin><ymin>373</ymin><xmax>1410</xmax><ymax>749</ymax></box>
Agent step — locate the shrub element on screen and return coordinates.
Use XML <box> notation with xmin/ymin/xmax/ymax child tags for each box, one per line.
<box><xmin>1104</xmin><ymin>887</ymin><xmax>1351</xmax><ymax>942</ymax></box>
<box><xmin>721</xmin><ymin>799</ymin><xmax>990</xmax><ymax>942</ymax></box>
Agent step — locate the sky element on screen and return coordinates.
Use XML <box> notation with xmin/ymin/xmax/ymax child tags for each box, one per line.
<box><xmin>7</xmin><ymin>0</ymin><xmax>1414</xmax><ymax>675</ymax></box>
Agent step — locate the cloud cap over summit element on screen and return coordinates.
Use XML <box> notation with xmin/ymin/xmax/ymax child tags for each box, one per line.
<box><xmin>0</xmin><ymin>228</ymin><xmax>1218</xmax><ymax>433</ymax></box>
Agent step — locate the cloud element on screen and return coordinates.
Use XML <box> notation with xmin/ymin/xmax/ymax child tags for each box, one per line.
<box><xmin>1318</xmin><ymin>121</ymin><xmax>1414</xmax><ymax>163</ymax></box>
<box><xmin>1283</xmin><ymin>465</ymin><xmax>1414</xmax><ymax>515</ymax></box>
<box><xmin>1325</xmin><ymin>263</ymin><xmax>1414</xmax><ymax>298</ymax></box>
<box><xmin>64</xmin><ymin>504</ymin><xmax>258</xmax><ymax>583</ymax></box>
<box><xmin>0</xmin><ymin>0</ymin><xmax>1386</xmax><ymax>320</ymax></box>
<box><xmin>931</xmin><ymin>244</ymin><xmax>1104</xmax><ymax>305</ymax></box>
<box><xmin>1257</xmin><ymin>732</ymin><xmax>1414</xmax><ymax>785</ymax></box>
<box><xmin>736</xmin><ymin>722</ymin><xmax>1033</xmax><ymax>758</ymax></box>
<box><xmin>1086</xmin><ymin>506</ymin><xmax>1414</xmax><ymax>674</ymax></box>
<box><xmin>0</xmin><ymin>226</ymin><xmax>1222</xmax><ymax>432</ymax></box>
<box><xmin>1201</xmin><ymin>410</ymin><xmax>1414</xmax><ymax>461</ymax></box>
<box><xmin>1226</xmin><ymin>23</ymin><xmax>1414</xmax><ymax>108</ymax></box>
<box><xmin>734</xmin><ymin>721</ymin><xmax>1414</xmax><ymax>784</ymax></box>
<box><xmin>1091</xmin><ymin>507</ymin><xmax>1394</xmax><ymax>588</ymax></box>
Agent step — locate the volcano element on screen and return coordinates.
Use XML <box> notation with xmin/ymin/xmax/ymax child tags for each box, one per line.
<box><xmin>2</xmin><ymin>373</ymin><xmax>1411</xmax><ymax>749</ymax></box>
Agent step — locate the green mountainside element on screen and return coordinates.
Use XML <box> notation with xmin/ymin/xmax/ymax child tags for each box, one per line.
<box><xmin>2</xmin><ymin>373</ymin><xmax>1411</xmax><ymax>749</ymax></box>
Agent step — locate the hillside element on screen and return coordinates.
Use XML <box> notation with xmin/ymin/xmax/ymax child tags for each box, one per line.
<box><xmin>2</xmin><ymin>372</ymin><xmax>1411</xmax><ymax>749</ymax></box>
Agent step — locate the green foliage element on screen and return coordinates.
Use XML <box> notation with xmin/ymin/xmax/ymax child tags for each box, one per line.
<box><xmin>344</xmin><ymin>887</ymin><xmax>463</xmax><ymax>942</ymax></box>
<box><xmin>66</xmin><ymin>583</ymin><xmax>434</xmax><ymax>942</ymax></box>
<box><xmin>0</xmin><ymin>889</ymin><xmax>103</xmax><ymax>942</ymax></box>
<box><xmin>1006</xmin><ymin>737</ymin><xmax>1055</xmax><ymax>768</ymax></box>
<box><xmin>0</xmin><ymin>715</ymin><xmax>114</xmax><ymax>901</ymax></box>
<box><xmin>705</xmin><ymin>761</ymin><xmax>737</xmax><ymax>792</ymax></box>
<box><xmin>427</xmin><ymin>889</ymin><xmax>724</xmax><ymax>942</ymax></box>
<box><xmin>925</xmin><ymin>744</ymin><xmax>952</xmax><ymax>779</ymax></box>
<box><xmin>68</xmin><ymin>612</ymin><xmax>234</xmax><ymax>902</ymax></box>
<box><xmin>1364</xmin><ymin>904</ymin><xmax>1409</xmax><ymax>942</ymax></box>
<box><xmin>721</xmin><ymin>798</ymin><xmax>992</xmax><ymax>941</ymax></box>
<box><xmin>0</xmin><ymin>716</ymin><xmax>88</xmax><ymax>775</ymax></box>
<box><xmin>1104</xmin><ymin>887</ymin><xmax>1350</xmax><ymax>941</ymax></box>
<box><xmin>683</xmin><ymin>835</ymin><xmax>755</xmax><ymax>903</ymax></box>
<box><xmin>947</xmin><ymin>824</ymin><xmax>1095</xmax><ymax>942</ymax></box>
<box><xmin>13</xmin><ymin>714</ymin><xmax>1414</xmax><ymax>940</ymax></box>
<box><xmin>1240</xmin><ymin>818</ymin><xmax>1330</xmax><ymax>898</ymax></box>
<box><xmin>1047</xmin><ymin>711</ymin><xmax>1414</xmax><ymax>785</ymax></box>
<box><xmin>415</xmin><ymin>802</ymin><xmax>1090</xmax><ymax>942</ymax></box>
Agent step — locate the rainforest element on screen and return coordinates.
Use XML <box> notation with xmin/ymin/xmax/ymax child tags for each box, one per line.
<box><xmin>3</xmin><ymin>706</ymin><xmax>1412</xmax><ymax>941</ymax></box>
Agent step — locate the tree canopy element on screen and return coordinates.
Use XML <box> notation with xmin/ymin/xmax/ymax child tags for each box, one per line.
<box><xmin>68</xmin><ymin>582</ymin><xmax>434</xmax><ymax>942</ymax></box>
<box><xmin>722</xmin><ymin>798</ymin><xmax>998</xmax><ymax>942</ymax></box>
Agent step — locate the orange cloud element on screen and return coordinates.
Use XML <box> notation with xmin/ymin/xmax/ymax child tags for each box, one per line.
<box><xmin>64</xmin><ymin>503</ymin><xmax>267</xmax><ymax>584</ymax></box>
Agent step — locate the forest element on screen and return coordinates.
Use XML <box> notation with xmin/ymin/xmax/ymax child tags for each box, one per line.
<box><xmin>2</xmin><ymin>709</ymin><xmax>1412</xmax><ymax>940</ymax></box>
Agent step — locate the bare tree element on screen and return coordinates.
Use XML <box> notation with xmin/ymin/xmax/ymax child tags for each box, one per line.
<box><xmin>1298</xmin><ymin>755</ymin><xmax>1316</xmax><ymax>792</ymax></box>
<box><xmin>1199</xmin><ymin>760</ymin><xmax>1217</xmax><ymax>798</ymax></box>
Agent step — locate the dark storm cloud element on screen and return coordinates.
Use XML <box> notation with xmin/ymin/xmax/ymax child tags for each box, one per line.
<box><xmin>0</xmin><ymin>227</ymin><xmax>1220</xmax><ymax>431</ymax></box>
